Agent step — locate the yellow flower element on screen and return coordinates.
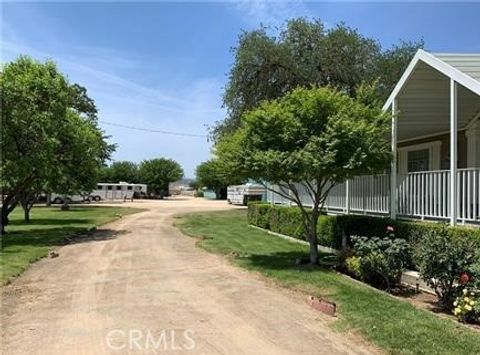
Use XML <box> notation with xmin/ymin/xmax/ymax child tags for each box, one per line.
<box><xmin>464</xmin><ymin>297</ymin><xmax>470</xmax><ymax>303</ymax></box>
<box><xmin>454</xmin><ymin>308</ymin><xmax>461</xmax><ymax>315</ymax></box>
<box><xmin>453</xmin><ymin>301</ymin><xmax>458</xmax><ymax>307</ymax></box>
<box><xmin>470</xmin><ymin>300</ymin><xmax>475</xmax><ymax>306</ymax></box>
<box><xmin>465</xmin><ymin>305</ymin><xmax>473</xmax><ymax>311</ymax></box>
<box><xmin>463</xmin><ymin>289</ymin><xmax>468</xmax><ymax>295</ymax></box>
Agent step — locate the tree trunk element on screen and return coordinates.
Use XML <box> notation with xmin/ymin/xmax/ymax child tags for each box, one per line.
<box><xmin>1</xmin><ymin>195</ymin><xmax>19</xmax><ymax>234</ymax></box>
<box><xmin>23</xmin><ymin>206</ymin><xmax>30</xmax><ymax>223</ymax></box>
<box><xmin>61</xmin><ymin>199</ymin><xmax>70</xmax><ymax>211</ymax></box>
<box><xmin>1</xmin><ymin>207</ymin><xmax>8</xmax><ymax>235</ymax></box>
<box><xmin>307</xmin><ymin>212</ymin><xmax>319</xmax><ymax>265</ymax></box>
<box><xmin>46</xmin><ymin>193</ymin><xmax>52</xmax><ymax>207</ymax></box>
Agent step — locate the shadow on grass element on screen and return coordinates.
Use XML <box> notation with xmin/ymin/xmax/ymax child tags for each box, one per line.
<box><xmin>9</xmin><ymin>218</ymin><xmax>94</xmax><ymax>226</ymax></box>
<box><xmin>1</xmin><ymin>228</ymin><xmax>127</xmax><ymax>249</ymax></box>
<box><xmin>238</xmin><ymin>251</ymin><xmax>332</xmax><ymax>271</ymax></box>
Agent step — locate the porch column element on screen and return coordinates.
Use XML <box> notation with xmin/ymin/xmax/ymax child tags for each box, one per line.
<box><xmin>390</xmin><ymin>98</ymin><xmax>398</xmax><ymax>219</ymax></box>
<box><xmin>450</xmin><ymin>79</ymin><xmax>458</xmax><ymax>226</ymax></box>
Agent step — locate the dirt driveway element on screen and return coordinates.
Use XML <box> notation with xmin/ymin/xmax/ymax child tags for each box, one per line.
<box><xmin>1</xmin><ymin>197</ymin><xmax>378</xmax><ymax>354</ymax></box>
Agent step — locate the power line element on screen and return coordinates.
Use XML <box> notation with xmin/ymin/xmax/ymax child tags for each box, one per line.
<box><xmin>100</xmin><ymin>120</ymin><xmax>208</xmax><ymax>138</ymax></box>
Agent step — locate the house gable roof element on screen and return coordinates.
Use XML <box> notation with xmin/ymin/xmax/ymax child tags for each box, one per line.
<box><xmin>383</xmin><ymin>49</ymin><xmax>480</xmax><ymax>111</ymax></box>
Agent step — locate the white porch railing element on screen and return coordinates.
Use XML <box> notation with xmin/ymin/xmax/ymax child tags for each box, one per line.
<box><xmin>397</xmin><ymin>168</ymin><xmax>480</xmax><ymax>223</ymax></box>
<box><xmin>266</xmin><ymin>168</ymin><xmax>480</xmax><ymax>224</ymax></box>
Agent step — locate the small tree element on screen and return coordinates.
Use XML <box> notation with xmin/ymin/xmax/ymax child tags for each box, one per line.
<box><xmin>195</xmin><ymin>159</ymin><xmax>243</xmax><ymax>199</ymax></box>
<box><xmin>138</xmin><ymin>158</ymin><xmax>183</xmax><ymax>197</ymax></box>
<box><xmin>216</xmin><ymin>86</ymin><xmax>391</xmax><ymax>264</ymax></box>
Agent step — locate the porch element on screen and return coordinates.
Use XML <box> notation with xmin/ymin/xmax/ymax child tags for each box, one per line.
<box><xmin>266</xmin><ymin>169</ymin><xmax>480</xmax><ymax>224</ymax></box>
<box><xmin>267</xmin><ymin>50</ymin><xmax>480</xmax><ymax>226</ymax></box>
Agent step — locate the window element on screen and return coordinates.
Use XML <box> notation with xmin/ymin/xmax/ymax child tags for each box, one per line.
<box><xmin>116</xmin><ymin>186</ymin><xmax>122</xmax><ymax>190</ymax></box>
<box><xmin>97</xmin><ymin>185</ymin><xmax>102</xmax><ymax>190</ymax></box>
<box><xmin>107</xmin><ymin>185</ymin><xmax>113</xmax><ymax>190</ymax></box>
<box><xmin>407</xmin><ymin>149</ymin><xmax>430</xmax><ymax>172</ymax></box>
<box><xmin>127</xmin><ymin>186</ymin><xmax>132</xmax><ymax>190</ymax></box>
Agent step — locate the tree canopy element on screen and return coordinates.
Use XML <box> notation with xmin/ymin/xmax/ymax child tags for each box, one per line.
<box><xmin>0</xmin><ymin>56</ymin><xmax>113</xmax><ymax>229</ymax></box>
<box><xmin>99</xmin><ymin>161</ymin><xmax>140</xmax><ymax>183</ymax></box>
<box><xmin>214</xmin><ymin>18</ymin><xmax>422</xmax><ymax>139</ymax></box>
<box><xmin>216</xmin><ymin>86</ymin><xmax>391</xmax><ymax>263</ymax></box>
<box><xmin>195</xmin><ymin>159</ymin><xmax>243</xmax><ymax>199</ymax></box>
<box><xmin>138</xmin><ymin>158</ymin><xmax>184</xmax><ymax>197</ymax></box>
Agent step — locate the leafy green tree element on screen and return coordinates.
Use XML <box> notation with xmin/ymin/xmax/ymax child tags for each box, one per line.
<box><xmin>216</xmin><ymin>87</ymin><xmax>391</xmax><ymax>264</ymax></box>
<box><xmin>53</xmin><ymin>111</ymin><xmax>114</xmax><ymax>210</ymax></box>
<box><xmin>0</xmin><ymin>56</ymin><xmax>113</xmax><ymax>229</ymax></box>
<box><xmin>195</xmin><ymin>159</ymin><xmax>243</xmax><ymax>199</ymax></box>
<box><xmin>215</xmin><ymin>18</ymin><xmax>422</xmax><ymax>138</ymax></box>
<box><xmin>138</xmin><ymin>158</ymin><xmax>183</xmax><ymax>197</ymax></box>
<box><xmin>99</xmin><ymin>161</ymin><xmax>139</xmax><ymax>183</ymax></box>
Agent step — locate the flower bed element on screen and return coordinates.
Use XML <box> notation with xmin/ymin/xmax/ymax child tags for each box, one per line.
<box><xmin>248</xmin><ymin>203</ymin><xmax>480</xmax><ymax>326</ymax></box>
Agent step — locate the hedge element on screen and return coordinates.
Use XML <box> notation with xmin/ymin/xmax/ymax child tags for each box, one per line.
<box><xmin>247</xmin><ymin>203</ymin><xmax>480</xmax><ymax>251</ymax></box>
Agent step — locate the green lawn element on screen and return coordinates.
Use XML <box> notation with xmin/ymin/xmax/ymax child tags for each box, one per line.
<box><xmin>176</xmin><ymin>209</ymin><xmax>480</xmax><ymax>355</ymax></box>
<box><xmin>1</xmin><ymin>205</ymin><xmax>144</xmax><ymax>284</ymax></box>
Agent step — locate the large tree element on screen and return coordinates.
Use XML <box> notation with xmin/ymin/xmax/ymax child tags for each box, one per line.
<box><xmin>138</xmin><ymin>158</ymin><xmax>183</xmax><ymax>197</ymax></box>
<box><xmin>216</xmin><ymin>86</ymin><xmax>391</xmax><ymax>264</ymax></box>
<box><xmin>99</xmin><ymin>161</ymin><xmax>139</xmax><ymax>183</ymax></box>
<box><xmin>0</xmin><ymin>56</ymin><xmax>112</xmax><ymax>230</ymax></box>
<box><xmin>53</xmin><ymin>111</ymin><xmax>114</xmax><ymax>210</ymax></box>
<box><xmin>214</xmin><ymin>18</ymin><xmax>422</xmax><ymax>139</ymax></box>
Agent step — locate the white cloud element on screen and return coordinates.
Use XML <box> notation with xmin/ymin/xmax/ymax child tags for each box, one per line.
<box><xmin>233</xmin><ymin>0</ymin><xmax>311</xmax><ymax>28</ymax></box>
<box><xmin>1</xmin><ymin>19</ymin><xmax>223</xmax><ymax>177</ymax></box>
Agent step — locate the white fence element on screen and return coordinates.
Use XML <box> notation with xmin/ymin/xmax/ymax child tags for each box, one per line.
<box><xmin>266</xmin><ymin>168</ymin><xmax>480</xmax><ymax>224</ymax></box>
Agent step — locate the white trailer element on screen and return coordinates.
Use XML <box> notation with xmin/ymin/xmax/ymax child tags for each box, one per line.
<box><xmin>50</xmin><ymin>182</ymin><xmax>147</xmax><ymax>203</ymax></box>
<box><xmin>91</xmin><ymin>182</ymin><xmax>147</xmax><ymax>201</ymax></box>
<box><xmin>227</xmin><ymin>184</ymin><xmax>265</xmax><ymax>205</ymax></box>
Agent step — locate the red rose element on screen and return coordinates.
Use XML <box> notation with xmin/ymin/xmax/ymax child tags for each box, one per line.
<box><xmin>459</xmin><ymin>272</ymin><xmax>470</xmax><ymax>285</ymax></box>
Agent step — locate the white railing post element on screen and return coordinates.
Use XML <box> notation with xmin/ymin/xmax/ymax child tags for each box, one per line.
<box><xmin>450</xmin><ymin>79</ymin><xmax>458</xmax><ymax>226</ymax></box>
<box><xmin>390</xmin><ymin>98</ymin><xmax>398</xmax><ymax>219</ymax></box>
<box><xmin>345</xmin><ymin>179</ymin><xmax>350</xmax><ymax>214</ymax></box>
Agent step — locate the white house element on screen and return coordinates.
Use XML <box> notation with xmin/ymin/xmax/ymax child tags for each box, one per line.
<box><xmin>267</xmin><ymin>49</ymin><xmax>480</xmax><ymax>226</ymax></box>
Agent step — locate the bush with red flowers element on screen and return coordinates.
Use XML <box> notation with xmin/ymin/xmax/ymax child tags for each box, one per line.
<box><xmin>415</xmin><ymin>225</ymin><xmax>479</xmax><ymax>309</ymax></box>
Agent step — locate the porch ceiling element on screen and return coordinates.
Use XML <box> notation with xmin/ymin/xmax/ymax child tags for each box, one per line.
<box><xmin>394</xmin><ymin>61</ymin><xmax>480</xmax><ymax>141</ymax></box>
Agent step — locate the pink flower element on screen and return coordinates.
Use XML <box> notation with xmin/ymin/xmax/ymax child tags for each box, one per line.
<box><xmin>386</xmin><ymin>226</ymin><xmax>395</xmax><ymax>232</ymax></box>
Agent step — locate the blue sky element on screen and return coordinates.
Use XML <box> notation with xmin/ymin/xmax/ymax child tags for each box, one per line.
<box><xmin>2</xmin><ymin>1</ymin><xmax>480</xmax><ymax>178</ymax></box>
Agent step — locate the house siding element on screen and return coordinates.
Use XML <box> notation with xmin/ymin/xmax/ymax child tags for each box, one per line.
<box><xmin>398</xmin><ymin>131</ymin><xmax>468</xmax><ymax>170</ymax></box>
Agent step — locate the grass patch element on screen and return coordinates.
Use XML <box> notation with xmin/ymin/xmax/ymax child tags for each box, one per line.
<box><xmin>1</xmin><ymin>205</ymin><xmax>144</xmax><ymax>284</ymax></box>
<box><xmin>176</xmin><ymin>209</ymin><xmax>480</xmax><ymax>355</ymax></box>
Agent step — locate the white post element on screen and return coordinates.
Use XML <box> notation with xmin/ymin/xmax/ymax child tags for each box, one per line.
<box><xmin>450</xmin><ymin>79</ymin><xmax>458</xmax><ymax>226</ymax></box>
<box><xmin>390</xmin><ymin>98</ymin><xmax>398</xmax><ymax>219</ymax></box>
<box><xmin>345</xmin><ymin>180</ymin><xmax>350</xmax><ymax>214</ymax></box>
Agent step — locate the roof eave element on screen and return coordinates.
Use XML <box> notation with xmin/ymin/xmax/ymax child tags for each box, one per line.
<box><xmin>382</xmin><ymin>49</ymin><xmax>480</xmax><ymax>112</ymax></box>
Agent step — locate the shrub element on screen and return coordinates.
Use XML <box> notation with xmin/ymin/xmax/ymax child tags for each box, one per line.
<box><xmin>453</xmin><ymin>288</ymin><xmax>480</xmax><ymax>324</ymax></box>
<box><xmin>345</xmin><ymin>256</ymin><xmax>362</xmax><ymax>278</ymax></box>
<box><xmin>415</xmin><ymin>225</ymin><xmax>479</xmax><ymax>309</ymax></box>
<box><xmin>247</xmin><ymin>204</ymin><xmax>480</xmax><ymax>266</ymax></box>
<box><xmin>247</xmin><ymin>202</ymin><xmax>272</xmax><ymax>229</ymax></box>
<box><xmin>195</xmin><ymin>190</ymin><xmax>204</xmax><ymax>198</ymax></box>
<box><xmin>317</xmin><ymin>215</ymin><xmax>341</xmax><ymax>248</ymax></box>
<box><xmin>349</xmin><ymin>235</ymin><xmax>410</xmax><ymax>290</ymax></box>
<box><xmin>469</xmin><ymin>261</ymin><xmax>480</xmax><ymax>290</ymax></box>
